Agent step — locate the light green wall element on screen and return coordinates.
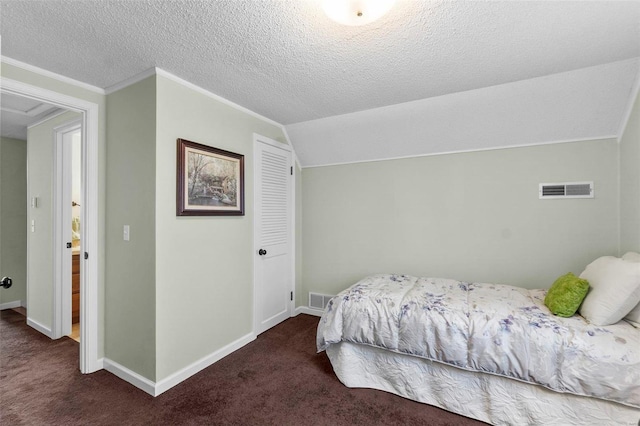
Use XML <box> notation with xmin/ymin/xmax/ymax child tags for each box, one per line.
<box><xmin>1</xmin><ymin>63</ymin><xmax>107</xmax><ymax>356</ymax></box>
<box><xmin>105</xmin><ymin>76</ymin><xmax>157</xmax><ymax>380</ymax></box>
<box><xmin>154</xmin><ymin>75</ymin><xmax>287</xmax><ymax>381</ymax></box>
<box><xmin>0</xmin><ymin>137</ymin><xmax>27</xmax><ymax>305</ymax></box>
<box><xmin>301</xmin><ymin>139</ymin><xmax>619</xmax><ymax>299</ymax></box>
<box><xmin>620</xmin><ymin>91</ymin><xmax>640</xmax><ymax>253</ymax></box>
<box><xmin>26</xmin><ymin>111</ymin><xmax>81</xmax><ymax>329</ymax></box>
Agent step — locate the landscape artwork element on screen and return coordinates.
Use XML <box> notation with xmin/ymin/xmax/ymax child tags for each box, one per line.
<box><xmin>176</xmin><ymin>138</ymin><xmax>244</xmax><ymax>216</ymax></box>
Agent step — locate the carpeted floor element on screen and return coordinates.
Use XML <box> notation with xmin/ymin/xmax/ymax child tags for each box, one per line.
<box><xmin>0</xmin><ymin>310</ymin><xmax>485</xmax><ymax>425</ymax></box>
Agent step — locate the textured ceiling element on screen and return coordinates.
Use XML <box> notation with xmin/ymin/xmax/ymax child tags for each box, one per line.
<box><xmin>1</xmin><ymin>1</ymin><xmax>639</xmax><ymax>125</ymax></box>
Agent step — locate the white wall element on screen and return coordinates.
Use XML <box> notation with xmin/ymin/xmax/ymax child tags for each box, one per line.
<box><xmin>301</xmin><ymin>139</ymin><xmax>619</xmax><ymax>299</ymax></box>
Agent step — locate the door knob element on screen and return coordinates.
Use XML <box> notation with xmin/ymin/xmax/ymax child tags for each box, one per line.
<box><xmin>258</xmin><ymin>249</ymin><xmax>267</xmax><ymax>256</ymax></box>
<box><xmin>0</xmin><ymin>277</ymin><xmax>12</xmax><ymax>289</ymax></box>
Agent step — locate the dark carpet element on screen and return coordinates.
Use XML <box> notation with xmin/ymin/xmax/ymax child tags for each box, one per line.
<box><xmin>0</xmin><ymin>310</ymin><xmax>484</xmax><ymax>425</ymax></box>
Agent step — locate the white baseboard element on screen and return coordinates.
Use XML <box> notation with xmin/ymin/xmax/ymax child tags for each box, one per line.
<box><xmin>0</xmin><ymin>300</ymin><xmax>24</xmax><ymax>310</ymax></box>
<box><xmin>103</xmin><ymin>358</ymin><xmax>156</xmax><ymax>396</ymax></box>
<box><xmin>27</xmin><ymin>317</ymin><xmax>53</xmax><ymax>338</ymax></box>
<box><xmin>103</xmin><ymin>331</ymin><xmax>257</xmax><ymax>397</ymax></box>
<box><xmin>294</xmin><ymin>306</ymin><xmax>324</xmax><ymax>317</ymax></box>
<box><xmin>155</xmin><ymin>331</ymin><xmax>256</xmax><ymax>396</ymax></box>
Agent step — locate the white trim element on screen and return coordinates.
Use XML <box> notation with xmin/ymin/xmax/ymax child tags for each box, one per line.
<box><xmin>26</xmin><ymin>109</ymin><xmax>68</xmax><ymax>130</ymax></box>
<box><xmin>281</xmin><ymin>126</ymin><xmax>301</xmax><ymax>171</ymax></box>
<box><xmin>106</xmin><ymin>66</ymin><xmax>302</xmax><ymax>173</ymax></box>
<box><xmin>253</xmin><ymin>134</ymin><xmax>294</xmax><ymax>335</ymax></box>
<box><xmin>294</xmin><ymin>306</ymin><xmax>324</xmax><ymax>317</ymax></box>
<box><xmin>1</xmin><ymin>77</ymin><xmax>101</xmax><ymax>374</ymax></box>
<box><xmin>254</xmin><ymin>132</ymin><xmax>291</xmax><ymax>150</ymax></box>
<box><xmin>52</xmin><ymin>120</ymin><xmax>81</xmax><ymax>339</ymax></box>
<box><xmin>155</xmin><ymin>332</ymin><xmax>257</xmax><ymax>396</ymax></box>
<box><xmin>617</xmin><ymin>69</ymin><xmax>640</xmax><ymax>143</ymax></box>
<box><xmin>106</xmin><ymin>66</ymin><xmax>284</xmax><ymax>129</ymax></box>
<box><xmin>0</xmin><ymin>300</ymin><xmax>24</xmax><ymax>310</ymax></box>
<box><xmin>94</xmin><ymin>357</ymin><xmax>105</xmax><ymax>370</ymax></box>
<box><xmin>103</xmin><ymin>358</ymin><xmax>156</xmax><ymax>396</ymax></box>
<box><xmin>617</xmin><ymin>139</ymin><xmax>622</xmax><ymax>255</ymax></box>
<box><xmin>300</xmin><ymin>135</ymin><xmax>619</xmax><ymax>169</ymax></box>
<box><xmin>156</xmin><ymin>69</ymin><xmax>283</xmax><ymax>128</ymax></box>
<box><xmin>27</xmin><ymin>317</ymin><xmax>53</xmax><ymax>338</ymax></box>
<box><xmin>104</xmin><ymin>67</ymin><xmax>156</xmax><ymax>95</ymax></box>
<box><xmin>290</xmin><ymin>148</ymin><xmax>297</xmax><ymax>312</ymax></box>
<box><xmin>79</xmin><ymin>84</ymin><xmax>100</xmax><ymax>374</ymax></box>
<box><xmin>1</xmin><ymin>56</ymin><xmax>105</xmax><ymax>95</ymax></box>
<box><xmin>103</xmin><ymin>332</ymin><xmax>256</xmax><ymax>397</ymax></box>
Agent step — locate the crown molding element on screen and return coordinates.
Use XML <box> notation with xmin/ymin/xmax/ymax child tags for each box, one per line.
<box><xmin>2</xmin><ymin>56</ymin><xmax>297</xmax><ymax>156</ymax></box>
<box><xmin>104</xmin><ymin>66</ymin><xmax>287</xmax><ymax>132</ymax></box>
<box><xmin>103</xmin><ymin>67</ymin><xmax>156</xmax><ymax>95</ymax></box>
<box><xmin>153</xmin><ymin>68</ymin><xmax>283</xmax><ymax>128</ymax></box>
<box><xmin>1</xmin><ymin>56</ymin><xmax>105</xmax><ymax>95</ymax></box>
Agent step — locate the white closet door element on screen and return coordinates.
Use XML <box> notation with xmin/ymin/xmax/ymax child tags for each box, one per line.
<box><xmin>254</xmin><ymin>135</ymin><xmax>293</xmax><ymax>335</ymax></box>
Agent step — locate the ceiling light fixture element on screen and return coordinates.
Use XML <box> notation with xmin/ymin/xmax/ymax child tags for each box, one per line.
<box><xmin>322</xmin><ymin>0</ymin><xmax>395</xmax><ymax>26</ymax></box>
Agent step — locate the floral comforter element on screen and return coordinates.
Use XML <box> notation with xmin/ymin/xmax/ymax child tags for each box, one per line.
<box><xmin>317</xmin><ymin>274</ymin><xmax>640</xmax><ymax>408</ymax></box>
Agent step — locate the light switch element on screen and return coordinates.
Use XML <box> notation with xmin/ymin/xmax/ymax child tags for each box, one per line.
<box><xmin>123</xmin><ymin>225</ymin><xmax>130</xmax><ymax>241</ymax></box>
<box><xmin>31</xmin><ymin>197</ymin><xmax>38</xmax><ymax>208</ymax></box>
<box><xmin>31</xmin><ymin>220</ymin><xmax>35</xmax><ymax>232</ymax></box>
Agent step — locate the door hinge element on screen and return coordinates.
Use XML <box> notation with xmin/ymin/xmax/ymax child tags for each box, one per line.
<box><xmin>84</xmin><ymin>252</ymin><xmax>89</xmax><ymax>260</ymax></box>
<box><xmin>290</xmin><ymin>166</ymin><xmax>293</xmax><ymax>176</ymax></box>
<box><xmin>290</xmin><ymin>291</ymin><xmax>293</xmax><ymax>301</ymax></box>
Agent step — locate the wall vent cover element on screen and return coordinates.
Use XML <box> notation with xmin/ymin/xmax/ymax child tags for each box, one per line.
<box><xmin>309</xmin><ymin>292</ymin><xmax>334</xmax><ymax>310</ymax></box>
<box><xmin>539</xmin><ymin>182</ymin><xmax>593</xmax><ymax>199</ymax></box>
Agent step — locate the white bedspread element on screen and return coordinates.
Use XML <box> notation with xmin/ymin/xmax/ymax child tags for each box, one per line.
<box><xmin>317</xmin><ymin>274</ymin><xmax>640</xmax><ymax>408</ymax></box>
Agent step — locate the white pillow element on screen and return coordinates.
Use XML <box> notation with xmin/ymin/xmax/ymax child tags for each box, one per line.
<box><xmin>578</xmin><ymin>256</ymin><xmax>640</xmax><ymax>326</ymax></box>
<box><xmin>621</xmin><ymin>252</ymin><xmax>640</xmax><ymax>326</ymax></box>
<box><xmin>622</xmin><ymin>251</ymin><xmax>640</xmax><ymax>262</ymax></box>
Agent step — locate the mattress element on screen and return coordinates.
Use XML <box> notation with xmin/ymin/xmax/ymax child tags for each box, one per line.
<box><xmin>317</xmin><ymin>274</ymin><xmax>640</xmax><ymax>408</ymax></box>
<box><xmin>326</xmin><ymin>341</ymin><xmax>640</xmax><ymax>425</ymax></box>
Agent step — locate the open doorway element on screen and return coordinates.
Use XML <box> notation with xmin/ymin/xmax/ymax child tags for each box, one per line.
<box><xmin>0</xmin><ymin>77</ymin><xmax>101</xmax><ymax>374</ymax></box>
<box><xmin>54</xmin><ymin>122</ymin><xmax>82</xmax><ymax>342</ymax></box>
<box><xmin>70</xmin><ymin>129</ymin><xmax>81</xmax><ymax>342</ymax></box>
<box><xmin>1</xmin><ymin>92</ymin><xmax>82</xmax><ymax>342</ymax></box>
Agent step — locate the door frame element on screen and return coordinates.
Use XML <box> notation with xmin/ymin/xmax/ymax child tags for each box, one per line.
<box><xmin>1</xmin><ymin>77</ymin><xmax>101</xmax><ymax>374</ymax></box>
<box><xmin>252</xmin><ymin>133</ymin><xmax>295</xmax><ymax>335</ymax></box>
<box><xmin>52</xmin><ymin>119</ymin><xmax>81</xmax><ymax>338</ymax></box>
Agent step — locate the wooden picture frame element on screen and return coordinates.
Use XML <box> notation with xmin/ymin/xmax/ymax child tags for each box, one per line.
<box><xmin>176</xmin><ymin>138</ymin><xmax>244</xmax><ymax>216</ymax></box>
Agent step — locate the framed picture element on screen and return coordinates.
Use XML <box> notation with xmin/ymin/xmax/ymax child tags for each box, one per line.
<box><xmin>176</xmin><ymin>138</ymin><xmax>244</xmax><ymax>216</ymax></box>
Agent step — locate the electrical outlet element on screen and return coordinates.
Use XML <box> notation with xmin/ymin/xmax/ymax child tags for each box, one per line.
<box><xmin>123</xmin><ymin>225</ymin><xmax>130</xmax><ymax>241</ymax></box>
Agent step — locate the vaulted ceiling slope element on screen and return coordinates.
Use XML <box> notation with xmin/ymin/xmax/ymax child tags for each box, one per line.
<box><xmin>1</xmin><ymin>1</ymin><xmax>639</xmax><ymax>166</ymax></box>
<box><xmin>288</xmin><ymin>58</ymin><xmax>640</xmax><ymax>167</ymax></box>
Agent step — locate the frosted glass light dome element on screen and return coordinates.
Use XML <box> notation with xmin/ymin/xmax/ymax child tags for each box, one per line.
<box><xmin>322</xmin><ymin>0</ymin><xmax>395</xmax><ymax>26</ymax></box>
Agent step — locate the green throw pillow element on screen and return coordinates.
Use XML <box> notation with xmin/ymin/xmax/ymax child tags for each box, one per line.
<box><xmin>544</xmin><ymin>273</ymin><xmax>590</xmax><ymax>317</ymax></box>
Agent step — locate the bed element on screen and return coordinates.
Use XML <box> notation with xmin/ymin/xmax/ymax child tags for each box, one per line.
<box><xmin>316</xmin><ymin>273</ymin><xmax>640</xmax><ymax>425</ymax></box>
